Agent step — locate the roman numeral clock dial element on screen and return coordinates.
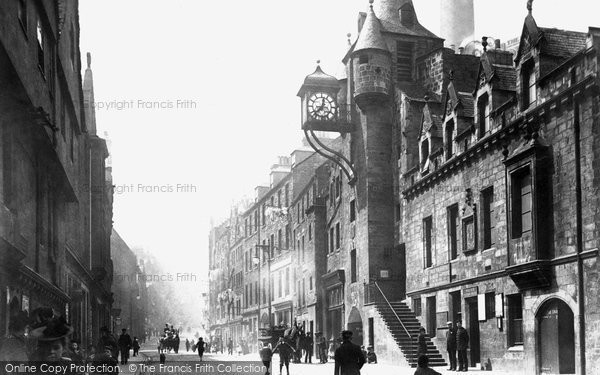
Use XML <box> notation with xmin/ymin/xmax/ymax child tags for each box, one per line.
<box><xmin>308</xmin><ymin>92</ymin><xmax>337</xmax><ymax>121</ymax></box>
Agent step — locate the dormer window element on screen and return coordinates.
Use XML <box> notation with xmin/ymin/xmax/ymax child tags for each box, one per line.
<box><xmin>445</xmin><ymin>119</ymin><xmax>455</xmax><ymax>160</ymax></box>
<box><xmin>478</xmin><ymin>93</ymin><xmax>490</xmax><ymax>138</ymax></box>
<box><xmin>420</xmin><ymin>138</ymin><xmax>430</xmax><ymax>172</ymax></box>
<box><xmin>400</xmin><ymin>4</ymin><xmax>415</xmax><ymax>27</ymax></box>
<box><xmin>522</xmin><ymin>60</ymin><xmax>536</xmax><ymax>109</ymax></box>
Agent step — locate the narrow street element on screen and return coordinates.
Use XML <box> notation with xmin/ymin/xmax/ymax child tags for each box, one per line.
<box><xmin>118</xmin><ymin>343</ymin><xmax>512</xmax><ymax>375</ymax></box>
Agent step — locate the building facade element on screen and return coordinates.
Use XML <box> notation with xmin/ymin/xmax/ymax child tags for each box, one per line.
<box><xmin>0</xmin><ymin>0</ymin><xmax>113</xmax><ymax>350</ymax></box>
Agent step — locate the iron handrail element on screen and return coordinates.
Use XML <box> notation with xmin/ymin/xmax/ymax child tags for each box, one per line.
<box><xmin>373</xmin><ymin>281</ymin><xmax>411</xmax><ymax>340</ymax></box>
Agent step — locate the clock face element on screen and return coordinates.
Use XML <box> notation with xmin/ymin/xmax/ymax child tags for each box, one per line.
<box><xmin>308</xmin><ymin>92</ymin><xmax>337</xmax><ymax>121</ymax></box>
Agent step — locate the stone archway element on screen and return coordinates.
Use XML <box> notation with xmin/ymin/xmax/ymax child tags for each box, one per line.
<box><xmin>537</xmin><ymin>298</ymin><xmax>575</xmax><ymax>374</ymax></box>
<box><xmin>260</xmin><ymin>313</ymin><xmax>269</xmax><ymax>327</ymax></box>
<box><xmin>347</xmin><ymin>307</ymin><xmax>364</xmax><ymax>346</ymax></box>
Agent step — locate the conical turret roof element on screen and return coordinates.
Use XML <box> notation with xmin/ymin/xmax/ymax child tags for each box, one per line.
<box><xmin>354</xmin><ymin>5</ymin><xmax>389</xmax><ymax>53</ymax></box>
<box><xmin>373</xmin><ymin>0</ymin><xmax>439</xmax><ymax>38</ymax></box>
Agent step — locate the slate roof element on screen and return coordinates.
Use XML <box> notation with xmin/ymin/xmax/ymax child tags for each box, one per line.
<box><xmin>374</xmin><ymin>0</ymin><xmax>440</xmax><ymax>39</ymax></box>
<box><xmin>493</xmin><ymin>66</ymin><xmax>517</xmax><ymax>91</ymax></box>
<box><xmin>539</xmin><ymin>28</ymin><xmax>587</xmax><ymax>58</ymax></box>
<box><xmin>355</xmin><ymin>6</ymin><xmax>389</xmax><ymax>53</ymax></box>
<box><xmin>457</xmin><ymin>93</ymin><xmax>475</xmax><ymax>117</ymax></box>
<box><xmin>397</xmin><ymin>82</ymin><xmax>430</xmax><ymax>101</ymax></box>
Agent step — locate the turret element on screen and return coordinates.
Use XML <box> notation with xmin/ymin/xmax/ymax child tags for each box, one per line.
<box><xmin>352</xmin><ymin>0</ymin><xmax>392</xmax><ymax>109</ymax></box>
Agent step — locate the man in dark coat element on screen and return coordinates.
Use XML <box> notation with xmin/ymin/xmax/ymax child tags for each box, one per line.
<box><xmin>304</xmin><ymin>332</ymin><xmax>313</xmax><ymax>363</ymax></box>
<box><xmin>118</xmin><ymin>328</ymin><xmax>132</xmax><ymax>364</ymax></box>
<box><xmin>456</xmin><ymin>321</ymin><xmax>469</xmax><ymax>372</ymax></box>
<box><xmin>446</xmin><ymin>322</ymin><xmax>457</xmax><ymax>371</ymax></box>
<box><xmin>333</xmin><ymin>330</ymin><xmax>366</xmax><ymax>375</ymax></box>
<box><xmin>273</xmin><ymin>337</ymin><xmax>295</xmax><ymax>375</ymax></box>
<box><xmin>416</xmin><ymin>327</ymin><xmax>428</xmax><ymax>359</ymax></box>
<box><xmin>413</xmin><ymin>355</ymin><xmax>441</xmax><ymax>375</ymax></box>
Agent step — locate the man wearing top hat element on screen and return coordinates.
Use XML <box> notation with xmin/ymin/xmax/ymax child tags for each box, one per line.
<box><xmin>334</xmin><ymin>330</ymin><xmax>366</xmax><ymax>375</ymax></box>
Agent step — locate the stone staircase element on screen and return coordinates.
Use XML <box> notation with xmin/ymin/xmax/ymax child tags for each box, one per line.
<box><xmin>375</xmin><ymin>301</ymin><xmax>447</xmax><ymax>368</ymax></box>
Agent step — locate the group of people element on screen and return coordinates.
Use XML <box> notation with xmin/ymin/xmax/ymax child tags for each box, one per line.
<box><xmin>0</xmin><ymin>308</ymin><xmax>141</xmax><ymax>374</ymax></box>
<box><xmin>414</xmin><ymin>320</ymin><xmax>470</xmax><ymax>374</ymax></box>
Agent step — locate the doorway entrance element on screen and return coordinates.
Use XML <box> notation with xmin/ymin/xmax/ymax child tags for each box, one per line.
<box><xmin>347</xmin><ymin>307</ymin><xmax>364</xmax><ymax>346</ymax></box>
<box><xmin>465</xmin><ymin>297</ymin><xmax>480</xmax><ymax>367</ymax></box>
<box><xmin>538</xmin><ymin>299</ymin><xmax>575</xmax><ymax>374</ymax></box>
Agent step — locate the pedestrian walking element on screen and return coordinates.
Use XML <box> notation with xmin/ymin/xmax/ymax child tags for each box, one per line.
<box><xmin>456</xmin><ymin>321</ymin><xmax>469</xmax><ymax>372</ymax></box>
<box><xmin>117</xmin><ymin>328</ymin><xmax>132</xmax><ymax>364</ymax></box>
<box><xmin>185</xmin><ymin>338</ymin><xmax>190</xmax><ymax>352</ymax></box>
<box><xmin>334</xmin><ymin>330</ymin><xmax>366</xmax><ymax>375</ymax></box>
<box><xmin>317</xmin><ymin>333</ymin><xmax>327</xmax><ymax>363</ymax></box>
<box><xmin>413</xmin><ymin>355</ymin><xmax>442</xmax><ymax>375</ymax></box>
<box><xmin>227</xmin><ymin>338</ymin><xmax>233</xmax><ymax>355</ymax></box>
<box><xmin>259</xmin><ymin>343</ymin><xmax>273</xmax><ymax>375</ymax></box>
<box><xmin>197</xmin><ymin>337</ymin><xmax>206</xmax><ymax>361</ymax></box>
<box><xmin>132</xmin><ymin>337</ymin><xmax>140</xmax><ymax>357</ymax></box>
<box><xmin>445</xmin><ymin>322</ymin><xmax>457</xmax><ymax>371</ymax></box>
<box><xmin>416</xmin><ymin>327</ymin><xmax>428</xmax><ymax>359</ymax></box>
<box><xmin>304</xmin><ymin>332</ymin><xmax>313</xmax><ymax>363</ymax></box>
<box><xmin>273</xmin><ymin>337</ymin><xmax>295</xmax><ymax>375</ymax></box>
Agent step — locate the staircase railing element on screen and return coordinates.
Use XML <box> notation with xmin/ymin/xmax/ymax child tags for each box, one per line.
<box><xmin>365</xmin><ymin>281</ymin><xmax>416</xmax><ymax>363</ymax></box>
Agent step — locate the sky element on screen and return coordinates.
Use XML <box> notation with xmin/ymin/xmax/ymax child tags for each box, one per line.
<box><xmin>77</xmin><ymin>0</ymin><xmax>599</xmax><ymax>283</ymax></box>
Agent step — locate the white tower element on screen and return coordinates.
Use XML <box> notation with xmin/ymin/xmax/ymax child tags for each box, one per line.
<box><xmin>440</xmin><ymin>0</ymin><xmax>475</xmax><ymax>50</ymax></box>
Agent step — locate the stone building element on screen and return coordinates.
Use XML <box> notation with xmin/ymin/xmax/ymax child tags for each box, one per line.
<box><xmin>293</xmin><ymin>0</ymin><xmax>600</xmax><ymax>373</ymax></box>
<box><xmin>0</xmin><ymin>0</ymin><xmax>113</xmax><ymax>349</ymax></box>
<box><xmin>111</xmin><ymin>229</ymin><xmax>146</xmax><ymax>341</ymax></box>
<box><xmin>208</xmin><ymin>150</ymin><xmax>330</xmax><ymax>352</ymax></box>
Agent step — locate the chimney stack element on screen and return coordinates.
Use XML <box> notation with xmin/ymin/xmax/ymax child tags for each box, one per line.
<box><xmin>440</xmin><ymin>0</ymin><xmax>475</xmax><ymax>50</ymax></box>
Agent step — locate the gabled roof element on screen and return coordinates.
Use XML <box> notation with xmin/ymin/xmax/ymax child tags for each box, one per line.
<box><xmin>477</xmin><ymin>51</ymin><xmax>517</xmax><ymax>92</ymax></box>
<box><xmin>516</xmin><ymin>14</ymin><xmax>587</xmax><ymax>63</ymax></box>
<box><xmin>421</xmin><ymin>102</ymin><xmax>443</xmax><ymax>138</ymax></box>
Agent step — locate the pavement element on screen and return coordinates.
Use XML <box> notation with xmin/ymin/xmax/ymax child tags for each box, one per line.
<box><xmin>117</xmin><ymin>345</ymin><xmax>513</xmax><ymax>375</ymax></box>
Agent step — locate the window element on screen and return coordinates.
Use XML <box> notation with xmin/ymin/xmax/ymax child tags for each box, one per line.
<box><xmin>481</xmin><ymin>187</ymin><xmax>495</xmax><ymax>249</ymax></box>
<box><xmin>36</xmin><ymin>16</ymin><xmax>44</xmax><ymax>75</ymax></box>
<box><xmin>262</xmin><ymin>204</ymin><xmax>266</xmax><ymax>226</ymax></box>
<box><xmin>278</xmin><ymin>271</ymin><xmax>282</xmax><ymax>298</ymax></box>
<box><xmin>395</xmin><ymin>204</ymin><xmax>401</xmax><ymax>222</ymax></box>
<box><xmin>485</xmin><ymin>292</ymin><xmax>495</xmax><ymax>320</ymax></box>
<box><xmin>285</xmin><ymin>224</ymin><xmax>290</xmax><ymax>249</ymax></box>
<box><xmin>302</xmin><ymin>278</ymin><xmax>306</xmax><ymax>306</ymax></box>
<box><xmin>400</xmin><ymin>4</ymin><xmax>415</xmax><ymax>26</ymax></box>
<box><xmin>396</xmin><ymin>41</ymin><xmax>414</xmax><ymax>82</ymax></box>
<box><xmin>18</xmin><ymin>0</ymin><xmax>27</xmax><ymax>34</ymax></box>
<box><xmin>309</xmin><ymin>276</ymin><xmax>313</xmax><ymax>290</ymax></box>
<box><xmin>335</xmin><ymin>223</ymin><xmax>341</xmax><ymax>249</ymax></box>
<box><xmin>244</xmin><ymin>285</ymin><xmax>248</xmax><ymax>308</ymax></box>
<box><xmin>278</xmin><ymin>229</ymin><xmax>282</xmax><ymax>252</ymax></box>
<box><xmin>522</xmin><ymin>61</ymin><xmax>536</xmax><ymax>109</ymax></box>
<box><xmin>508</xmin><ymin>294</ymin><xmax>523</xmax><ymax>346</ymax></box>
<box><xmin>270</xmin><ymin>234</ymin><xmax>275</xmax><ymax>259</ymax></box>
<box><xmin>350</xmin><ymin>249</ymin><xmax>357</xmax><ymax>283</ymax></box>
<box><xmin>285</xmin><ymin>268</ymin><xmax>290</xmax><ymax>295</ymax></box>
<box><xmin>308</xmin><ymin>223</ymin><xmax>312</xmax><ymax>241</ymax></box>
<box><xmin>350</xmin><ymin>200</ymin><xmax>356</xmax><ymax>222</ymax></box>
<box><xmin>255</xmin><ymin>281</ymin><xmax>259</xmax><ymax>305</ymax></box>
<box><xmin>329</xmin><ymin>228</ymin><xmax>334</xmax><ymax>253</ymax></box>
<box><xmin>359</xmin><ymin>54</ymin><xmax>369</xmax><ymax>64</ymax></box>
<box><xmin>420</xmin><ymin>139</ymin><xmax>430</xmax><ymax>170</ymax></box>
<box><xmin>249</xmin><ymin>283</ymin><xmax>253</xmax><ymax>306</ymax></box>
<box><xmin>278</xmin><ymin>190</ymin><xmax>282</xmax><ymax>208</ymax></box>
<box><xmin>423</xmin><ymin>216</ymin><xmax>433</xmax><ymax>268</ymax></box>
<box><xmin>297</xmin><ymin>203</ymin><xmax>301</xmax><ymax>223</ymax></box>
<box><xmin>511</xmin><ymin>168</ymin><xmax>532</xmax><ymax>238</ymax></box>
<box><xmin>478</xmin><ymin>94</ymin><xmax>490</xmax><ymax>138</ymax></box>
<box><xmin>285</xmin><ymin>184</ymin><xmax>289</xmax><ymax>206</ymax></box>
<box><xmin>413</xmin><ymin>297</ymin><xmax>422</xmax><ymax>316</ymax></box>
<box><xmin>335</xmin><ymin>176</ymin><xmax>341</xmax><ymax>199</ymax></box>
<box><xmin>447</xmin><ymin>205</ymin><xmax>459</xmax><ymax>260</ymax></box>
<box><xmin>301</xmin><ymin>235</ymin><xmax>305</xmax><ymax>262</ymax></box>
<box><xmin>445</xmin><ymin>120</ymin><xmax>455</xmax><ymax>159</ymax></box>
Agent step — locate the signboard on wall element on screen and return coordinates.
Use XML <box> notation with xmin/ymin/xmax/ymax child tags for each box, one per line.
<box><xmin>495</xmin><ymin>293</ymin><xmax>504</xmax><ymax>317</ymax></box>
<box><xmin>478</xmin><ymin>294</ymin><xmax>486</xmax><ymax>321</ymax></box>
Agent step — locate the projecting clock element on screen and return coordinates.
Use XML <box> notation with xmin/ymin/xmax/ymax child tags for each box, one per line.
<box><xmin>308</xmin><ymin>92</ymin><xmax>337</xmax><ymax>121</ymax></box>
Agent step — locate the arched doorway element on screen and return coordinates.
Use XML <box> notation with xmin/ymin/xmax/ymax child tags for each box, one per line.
<box><xmin>537</xmin><ymin>298</ymin><xmax>575</xmax><ymax>374</ymax></box>
<box><xmin>347</xmin><ymin>307</ymin><xmax>364</xmax><ymax>346</ymax></box>
<box><xmin>260</xmin><ymin>313</ymin><xmax>269</xmax><ymax>328</ymax></box>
